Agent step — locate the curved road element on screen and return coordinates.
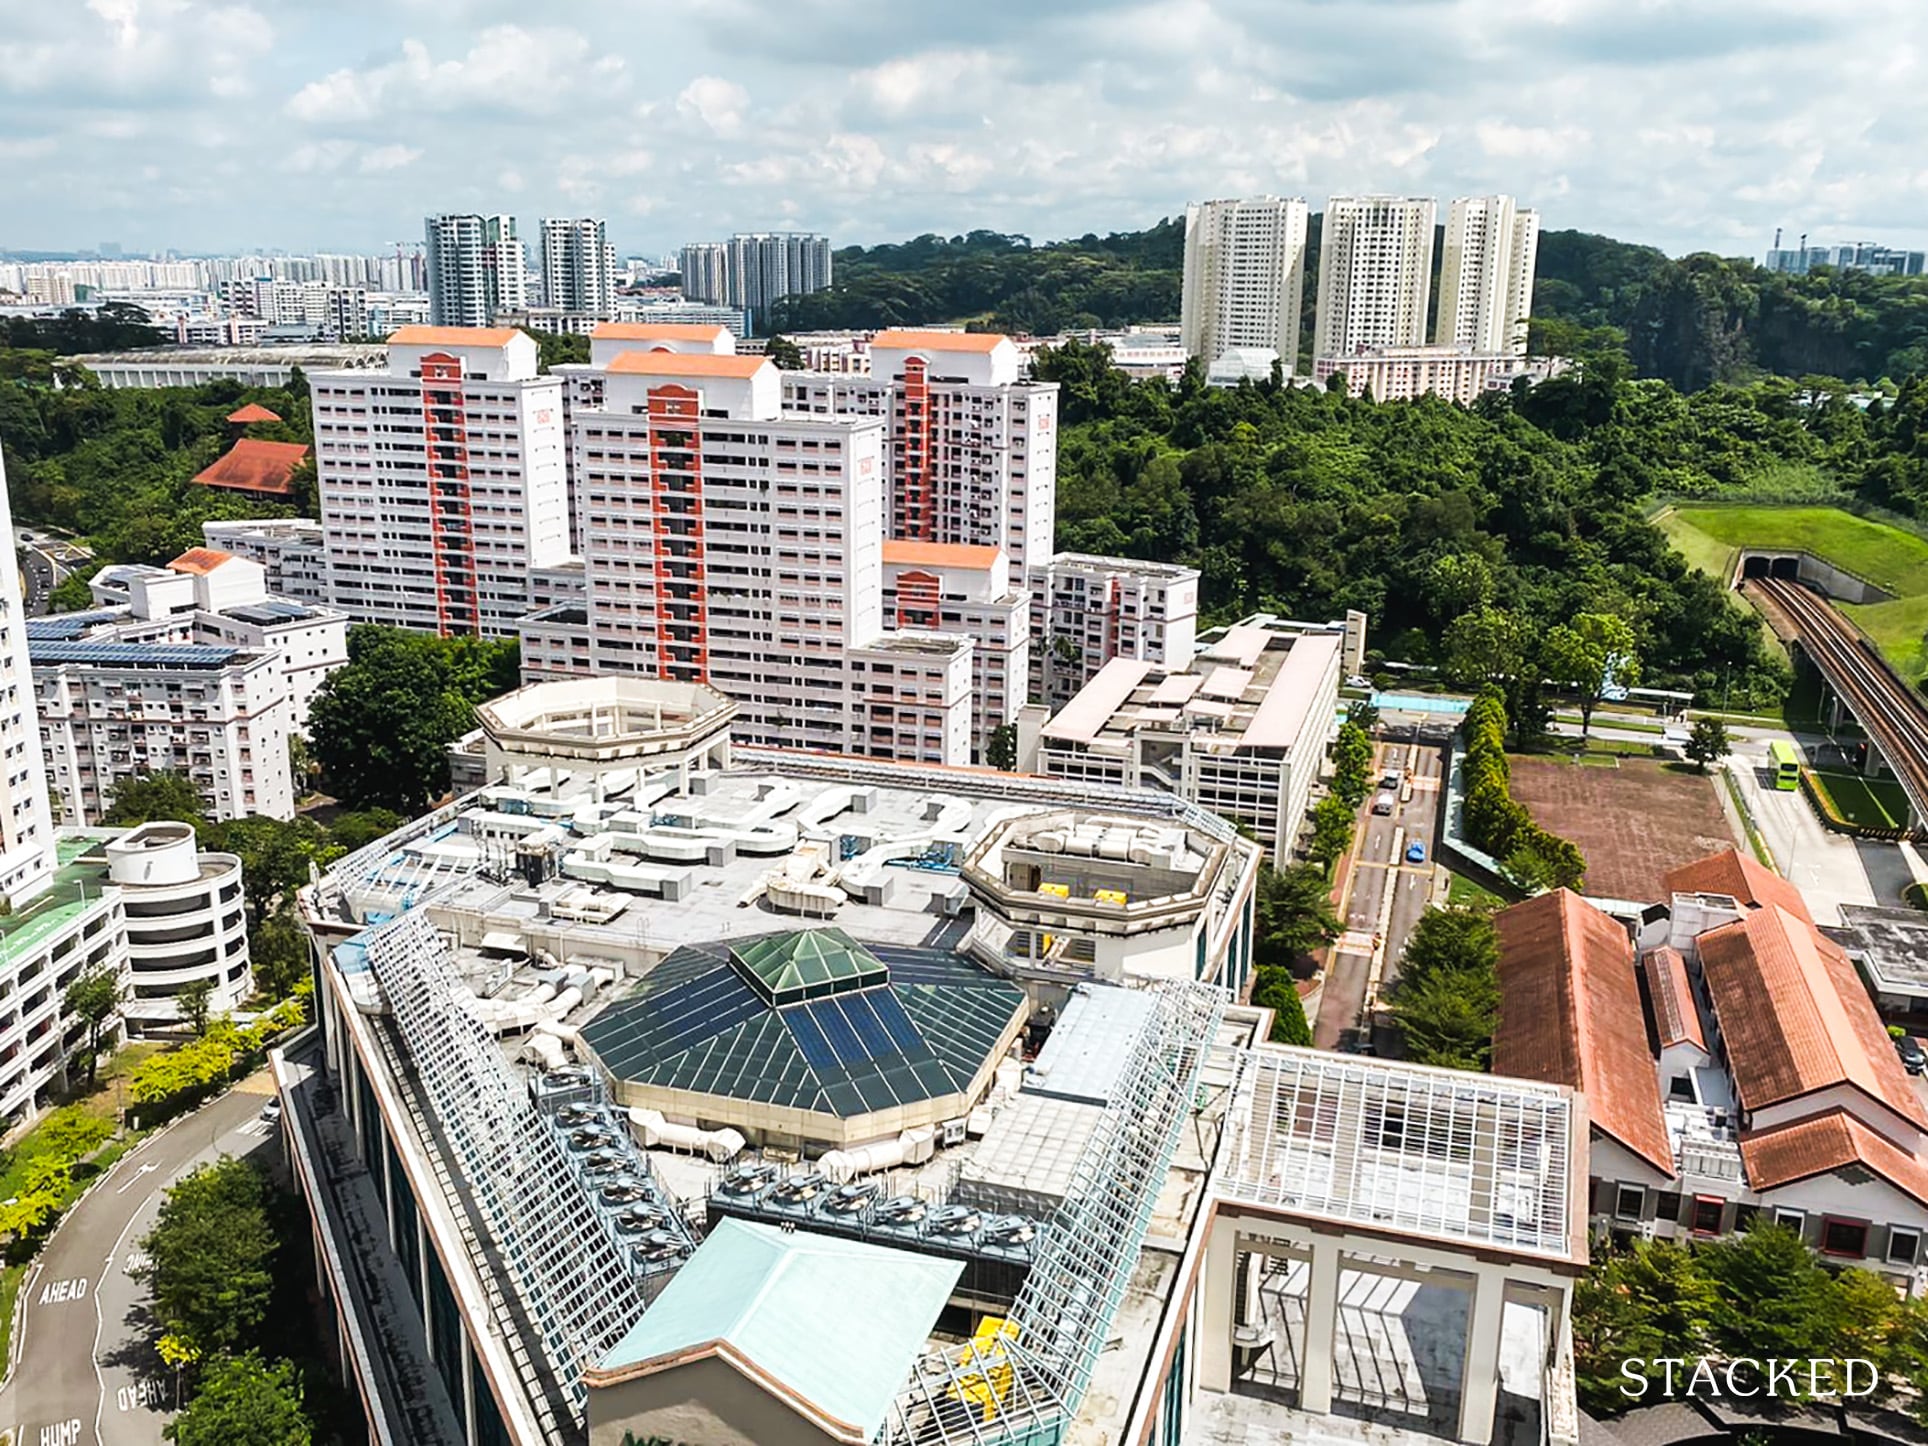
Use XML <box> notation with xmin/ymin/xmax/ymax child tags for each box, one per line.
<box><xmin>0</xmin><ymin>1080</ymin><xmax>278</xmax><ymax>1446</ymax></box>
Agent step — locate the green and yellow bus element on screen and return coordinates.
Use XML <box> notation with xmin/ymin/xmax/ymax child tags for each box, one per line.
<box><xmin>1768</xmin><ymin>739</ymin><xmax>1801</xmax><ymax>790</ymax></box>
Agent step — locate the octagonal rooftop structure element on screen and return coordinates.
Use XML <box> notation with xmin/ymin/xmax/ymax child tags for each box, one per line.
<box><xmin>577</xmin><ymin>927</ymin><xmax>1029</xmax><ymax>1150</ymax></box>
<box><xmin>472</xmin><ymin>676</ymin><xmax>737</xmax><ymax>799</ymax></box>
<box><xmin>960</xmin><ymin>808</ymin><xmax>1262</xmax><ymax>1003</ymax></box>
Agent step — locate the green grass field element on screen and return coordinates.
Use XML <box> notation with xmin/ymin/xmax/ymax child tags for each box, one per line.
<box><xmin>1663</xmin><ymin>506</ymin><xmax>1928</xmax><ymax>594</ymax></box>
<box><xmin>1658</xmin><ymin>505</ymin><xmax>1928</xmax><ymax>680</ymax></box>
<box><xmin>1655</xmin><ymin>511</ymin><xmax>1742</xmax><ymax>581</ymax></box>
<box><xmin>1446</xmin><ymin>873</ymin><xmax>1505</xmax><ymax>908</ymax></box>
<box><xmin>1808</xmin><ymin>771</ymin><xmax>1913</xmax><ymax>830</ymax></box>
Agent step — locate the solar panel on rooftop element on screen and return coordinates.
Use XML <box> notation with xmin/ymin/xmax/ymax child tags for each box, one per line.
<box><xmin>784</xmin><ymin>1004</ymin><xmax>839</xmax><ymax>1074</ymax></box>
<box><xmin>868</xmin><ymin>990</ymin><xmax>924</xmax><ymax>1054</ymax></box>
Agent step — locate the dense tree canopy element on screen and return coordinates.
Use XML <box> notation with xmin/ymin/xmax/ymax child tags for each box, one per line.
<box><xmin>307</xmin><ymin>627</ymin><xmax>519</xmax><ymax>813</ymax></box>
<box><xmin>767</xmin><ymin>225</ymin><xmax>1185</xmax><ymax>337</ymax></box>
<box><xmin>1033</xmin><ymin>340</ymin><xmax>1795</xmax><ymax>707</ymax></box>
<box><xmin>1388</xmin><ymin>905</ymin><xmax>1501</xmax><ymax>1071</ymax></box>
<box><xmin>104</xmin><ymin>770</ymin><xmax>207</xmax><ymax>827</ymax></box>
<box><xmin>1575</xmin><ymin>1226</ymin><xmax>1928</xmax><ymax>1418</ymax></box>
<box><xmin>165</xmin><ymin>1353</ymin><xmax>311</xmax><ymax>1446</ymax></box>
<box><xmin>0</xmin><ymin>364</ymin><xmax>310</xmax><ymax>565</ymax></box>
<box><xmin>1535</xmin><ymin>229</ymin><xmax>1928</xmax><ymax>391</ymax></box>
<box><xmin>143</xmin><ymin>1158</ymin><xmax>277</xmax><ymax>1360</ymax></box>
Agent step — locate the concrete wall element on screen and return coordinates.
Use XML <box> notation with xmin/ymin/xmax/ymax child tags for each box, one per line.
<box><xmin>1735</xmin><ymin>550</ymin><xmax>1895</xmax><ymax>605</ymax></box>
<box><xmin>588</xmin><ymin>1354</ymin><xmax>847</xmax><ymax>1446</ymax></box>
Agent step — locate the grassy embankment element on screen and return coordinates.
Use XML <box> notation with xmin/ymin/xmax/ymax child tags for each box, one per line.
<box><xmin>1655</xmin><ymin>505</ymin><xmax>1928</xmax><ymax>684</ymax></box>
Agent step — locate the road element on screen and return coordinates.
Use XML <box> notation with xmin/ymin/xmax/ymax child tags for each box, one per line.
<box><xmin>0</xmin><ymin>1079</ymin><xmax>280</xmax><ymax>1446</ymax></box>
<box><xmin>1314</xmin><ymin>721</ymin><xmax>1448</xmax><ymax>1049</ymax></box>
<box><xmin>13</xmin><ymin>530</ymin><xmax>91</xmax><ymax>618</ymax></box>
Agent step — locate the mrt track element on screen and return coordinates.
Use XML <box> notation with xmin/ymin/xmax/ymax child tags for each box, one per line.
<box><xmin>1752</xmin><ymin>577</ymin><xmax>1928</xmax><ymax>833</ymax></box>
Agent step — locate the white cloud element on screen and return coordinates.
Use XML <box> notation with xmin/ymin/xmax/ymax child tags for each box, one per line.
<box><xmin>4</xmin><ymin>0</ymin><xmax>1926</xmax><ymax>258</ymax></box>
<box><xmin>676</xmin><ymin>76</ymin><xmax>750</xmax><ymax>137</ymax></box>
<box><xmin>359</xmin><ymin>143</ymin><xmax>421</xmax><ymax>173</ymax></box>
<box><xmin>287</xmin><ymin>25</ymin><xmax>616</xmax><ymax>124</ymax></box>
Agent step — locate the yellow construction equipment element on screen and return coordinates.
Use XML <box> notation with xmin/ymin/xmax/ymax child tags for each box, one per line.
<box><xmin>949</xmin><ymin>1316</ymin><xmax>1020</xmax><ymax>1421</ymax></box>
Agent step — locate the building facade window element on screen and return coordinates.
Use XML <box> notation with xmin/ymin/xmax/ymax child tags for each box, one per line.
<box><xmin>1820</xmin><ymin>1216</ymin><xmax>1869</xmax><ymax>1259</ymax></box>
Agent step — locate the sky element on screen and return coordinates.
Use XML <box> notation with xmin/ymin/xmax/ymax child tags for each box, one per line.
<box><xmin>1</xmin><ymin>0</ymin><xmax>1924</xmax><ymax>260</ymax></box>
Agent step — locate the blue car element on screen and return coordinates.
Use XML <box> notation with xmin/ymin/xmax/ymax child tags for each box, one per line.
<box><xmin>1405</xmin><ymin>841</ymin><xmax>1427</xmax><ymax>864</ymax></box>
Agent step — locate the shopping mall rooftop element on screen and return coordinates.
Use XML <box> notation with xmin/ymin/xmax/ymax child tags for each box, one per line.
<box><xmin>287</xmin><ymin>678</ymin><xmax>1584</xmax><ymax>1446</ymax></box>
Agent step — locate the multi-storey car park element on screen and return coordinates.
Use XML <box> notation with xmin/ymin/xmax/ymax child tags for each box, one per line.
<box><xmin>281</xmin><ymin>675</ymin><xmax>1590</xmax><ymax>1446</ymax></box>
<box><xmin>1021</xmin><ymin>617</ymin><xmax>1348</xmax><ymax>860</ymax></box>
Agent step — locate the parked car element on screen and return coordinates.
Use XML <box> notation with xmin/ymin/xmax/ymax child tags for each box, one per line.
<box><xmin>1897</xmin><ymin>1035</ymin><xmax>1927</xmax><ymax>1076</ymax></box>
<box><xmin>1405</xmin><ymin>841</ymin><xmax>1427</xmax><ymax>864</ymax></box>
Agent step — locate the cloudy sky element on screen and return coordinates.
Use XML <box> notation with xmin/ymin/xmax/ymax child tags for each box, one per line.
<box><xmin>2</xmin><ymin>0</ymin><xmax>1923</xmax><ymax>259</ymax></box>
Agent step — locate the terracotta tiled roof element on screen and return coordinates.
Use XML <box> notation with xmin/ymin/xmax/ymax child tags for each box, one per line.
<box><xmin>192</xmin><ymin>438</ymin><xmax>309</xmax><ymax>498</ymax></box>
<box><xmin>1739</xmin><ymin>1109</ymin><xmax>1928</xmax><ymax>1206</ymax></box>
<box><xmin>592</xmin><ymin>322</ymin><xmax>727</xmax><ymax>342</ymax></box>
<box><xmin>169</xmin><ymin>547</ymin><xmax>234</xmax><ymax>576</ymax></box>
<box><xmin>1662</xmin><ymin>848</ymin><xmax>1813</xmax><ymax>926</ymax></box>
<box><xmin>1642</xmin><ymin>947</ymin><xmax>1706</xmax><ymax>1052</ymax></box>
<box><xmin>224</xmin><ymin>402</ymin><xmax>281</xmax><ymax>424</ymax></box>
<box><xmin>1495</xmin><ymin>889</ymin><xmax>1674</xmax><ymax>1176</ymax></box>
<box><xmin>881</xmin><ymin>541</ymin><xmax>1001</xmax><ymax>570</ymax></box>
<box><xmin>388</xmin><ymin>325</ymin><xmax>522</xmax><ymax>347</ymax></box>
<box><xmin>870</xmin><ymin>330</ymin><xmax>1010</xmax><ymax>353</ymax></box>
<box><xmin>604</xmin><ymin>352</ymin><xmax>769</xmax><ymax>379</ymax></box>
<box><xmin>1697</xmin><ymin>903</ymin><xmax>1928</xmax><ymax>1131</ymax></box>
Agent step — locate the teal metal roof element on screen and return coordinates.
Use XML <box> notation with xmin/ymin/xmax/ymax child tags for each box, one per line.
<box><xmin>599</xmin><ymin>1218</ymin><xmax>962</xmax><ymax>1438</ymax></box>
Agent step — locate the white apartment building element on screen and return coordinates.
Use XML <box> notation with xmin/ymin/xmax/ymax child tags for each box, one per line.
<box><xmin>1180</xmin><ymin>197</ymin><xmax>1310</xmax><ymax>370</ymax></box>
<box><xmin>1022</xmin><ymin>620</ymin><xmax>1344</xmax><ymax>858</ymax></box>
<box><xmin>80</xmin><ymin>546</ymin><xmax>349</xmax><ymax>726</ymax></box>
<box><xmin>1313</xmin><ymin>196</ymin><xmax>1438</xmax><ymax>359</ymax></box>
<box><xmin>728</xmin><ymin>233</ymin><xmax>832</xmax><ymax>325</ymax></box>
<box><xmin>539</xmin><ymin>217</ymin><xmax>617</xmax><ymax>319</ymax></box>
<box><xmin>1312</xmin><ymin>345</ymin><xmax>1542</xmax><ymax>405</ymax></box>
<box><xmin>0</xmin><ymin>451</ymin><xmax>123</xmax><ymax>1120</ymax></box>
<box><xmin>783</xmin><ymin>330</ymin><xmax>1059</xmax><ymax>577</ymax></box>
<box><xmin>63</xmin><ymin>345</ymin><xmax>386</xmax><ymax>391</ymax></box>
<box><xmin>0</xmin><ymin>455</ymin><xmax>247</xmax><ymax>1119</ymax></box>
<box><xmin>615</xmin><ymin>301</ymin><xmax>749</xmax><ymax>338</ymax></box>
<box><xmin>1030</xmin><ymin>553</ymin><xmax>1201</xmax><ymax>713</ymax></box>
<box><xmin>176</xmin><ymin>314</ymin><xmax>268</xmax><ymax>347</ymax></box>
<box><xmin>200</xmin><ymin>518</ymin><xmax>330</xmax><ymax>605</ymax></box>
<box><xmin>423</xmin><ymin>214</ymin><xmax>526</xmax><ymax>327</ymax></box>
<box><xmin>554</xmin><ymin>348</ymin><xmax>974</xmax><ymax>765</ymax></box>
<box><xmin>361</xmin><ymin>292</ymin><xmax>431</xmax><ymax>335</ymax></box>
<box><xmin>310</xmin><ymin>326</ymin><xmax>572</xmax><ymax>637</ymax></box>
<box><xmin>1435</xmin><ymin>195</ymin><xmax>1540</xmax><ymax>356</ymax></box>
<box><xmin>0</xmin><ymin>451</ymin><xmax>59</xmax><ymax>906</ymax></box>
<box><xmin>549</xmin><ymin>321</ymin><xmax>740</xmax><ymax>550</ymax></box>
<box><xmin>881</xmin><ymin>541</ymin><xmax>1029</xmax><ymax>760</ymax></box>
<box><xmin>33</xmin><ymin>635</ymin><xmax>296</xmax><ymax>825</ymax></box>
<box><xmin>678</xmin><ymin>242</ymin><xmax>730</xmax><ymax>306</ymax></box>
<box><xmin>93</xmin><ymin>822</ymin><xmax>251</xmax><ymax>1029</ymax></box>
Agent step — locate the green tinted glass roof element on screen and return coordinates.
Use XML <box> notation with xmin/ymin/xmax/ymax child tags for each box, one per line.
<box><xmin>599</xmin><ymin>1218</ymin><xmax>962</xmax><ymax>1438</ymax></box>
<box><xmin>579</xmin><ymin>935</ymin><xmax>1026</xmax><ymax>1119</ymax></box>
<box><xmin>731</xmin><ymin>927</ymin><xmax>885</xmax><ymax>1002</ymax></box>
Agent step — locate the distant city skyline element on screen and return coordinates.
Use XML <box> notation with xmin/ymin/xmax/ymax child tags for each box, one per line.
<box><xmin>7</xmin><ymin>213</ymin><xmax>1926</xmax><ymax>272</ymax></box>
<box><xmin>2</xmin><ymin>2</ymin><xmax>1923</xmax><ymax>260</ymax></box>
